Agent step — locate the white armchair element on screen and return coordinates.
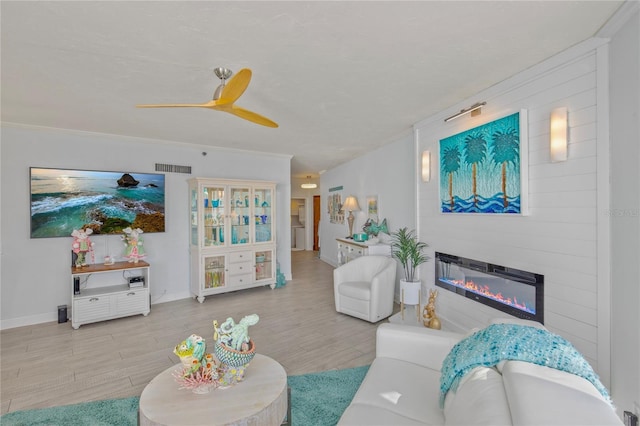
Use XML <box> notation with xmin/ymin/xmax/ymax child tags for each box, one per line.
<box><xmin>334</xmin><ymin>255</ymin><xmax>397</xmax><ymax>323</ymax></box>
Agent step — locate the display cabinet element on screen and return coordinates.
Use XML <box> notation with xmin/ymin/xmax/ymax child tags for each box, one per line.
<box><xmin>71</xmin><ymin>261</ymin><xmax>150</xmax><ymax>329</ymax></box>
<box><xmin>189</xmin><ymin>178</ymin><xmax>277</xmax><ymax>302</ymax></box>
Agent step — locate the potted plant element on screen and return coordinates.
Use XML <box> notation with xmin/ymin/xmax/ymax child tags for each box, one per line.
<box><xmin>391</xmin><ymin>228</ymin><xmax>429</xmax><ymax>319</ymax></box>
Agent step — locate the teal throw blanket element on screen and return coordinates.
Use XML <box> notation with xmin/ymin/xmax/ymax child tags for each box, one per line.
<box><xmin>439</xmin><ymin>323</ymin><xmax>610</xmax><ymax>407</ymax></box>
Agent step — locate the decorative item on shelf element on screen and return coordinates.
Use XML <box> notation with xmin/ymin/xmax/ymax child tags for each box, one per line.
<box><xmin>121</xmin><ymin>227</ymin><xmax>146</xmax><ymax>263</ymax></box>
<box><xmin>340</xmin><ymin>196</ymin><xmax>360</xmax><ymax>239</ymax></box>
<box><xmin>423</xmin><ymin>289</ymin><xmax>441</xmax><ymax>329</ymax></box>
<box><xmin>391</xmin><ymin>227</ymin><xmax>429</xmax><ymax>321</ymax></box>
<box><xmin>275</xmin><ymin>262</ymin><xmax>286</xmax><ymax>288</ymax></box>
<box><xmin>362</xmin><ymin>218</ymin><xmax>388</xmax><ymax>237</ymax></box>
<box><xmin>212</xmin><ymin>314</ymin><xmax>259</xmax><ymax>387</ymax></box>
<box><xmin>71</xmin><ymin>228</ymin><xmax>95</xmax><ymax>267</ymax></box>
<box><xmin>173</xmin><ymin>334</ymin><xmax>218</xmax><ymax>394</ymax></box>
<box><xmin>352</xmin><ymin>233</ymin><xmax>368</xmax><ymax>242</ymax></box>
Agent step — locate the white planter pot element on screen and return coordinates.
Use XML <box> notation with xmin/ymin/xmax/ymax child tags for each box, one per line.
<box><xmin>400</xmin><ymin>280</ymin><xmax>421</xmax><ymax>305</ymax></box>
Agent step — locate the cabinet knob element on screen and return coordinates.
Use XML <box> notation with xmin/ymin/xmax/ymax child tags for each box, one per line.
<box><xmin>89</xmin><ymin>297</ymin><xmax>99</xmax><ymax>302</ymax></box>
<box><xmin>127</xmin><ymin>292</ymin><xmax>136</xmax><ymax>296</ymax></box>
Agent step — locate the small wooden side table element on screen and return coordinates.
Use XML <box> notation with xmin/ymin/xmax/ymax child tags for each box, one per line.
<box><xmin>139</xmin><ymin>354</ymin><xmax>288</xmax><ymax>426</ymax></box>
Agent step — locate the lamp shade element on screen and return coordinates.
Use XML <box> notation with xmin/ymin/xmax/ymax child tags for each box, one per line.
<box><xmin>341</xmin><ymin>196</ymin><xmax>360</xmax><ymax>212</ymax></box>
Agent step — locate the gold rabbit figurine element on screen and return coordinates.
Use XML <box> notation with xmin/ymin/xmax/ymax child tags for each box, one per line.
<box><xmin>423</xmin><ymin>289</ymin><xmax>441</xmax><ymax>330</ymax></box>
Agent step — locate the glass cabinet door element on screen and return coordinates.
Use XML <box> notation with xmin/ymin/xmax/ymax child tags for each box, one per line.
<box><xmin>204</xmin><ymin>255</ymin><xmax>226</xmax><ymax>289</ymax></box>
<box><xmin>254</xmin><ymin>249</ymin><xmax>274</xmax><ymax>281</ymax></box>
<box><xmin>254</xmin><ymin>186</ymin><xmax>273</xmax><ymax>243</ymax></box>
<box><xmin>203</xmin><ymin>185</ymin><xmax>225</xmax><ymax>247</ymax></box>
<box><xmin>190</xmin><ymin>187</ymin><xmax>198</xmax><ymax>246</ymax></box>
<box><xmin>229</xmin><ymin>186</ymin><xmax>251</xmax><ymax>246</ymax></box>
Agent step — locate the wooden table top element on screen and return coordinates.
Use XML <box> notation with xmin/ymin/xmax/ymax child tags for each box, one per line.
<box><xmin>139</xmin><ymin>354</ymin><xmax>288</xmax><ymax>426</ymax></box>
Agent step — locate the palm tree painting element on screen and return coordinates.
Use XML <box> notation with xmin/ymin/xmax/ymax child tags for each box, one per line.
<box><xmin>491</xmin><ymin>128</ymin><xmax>519</xmax><ymax>208</ymax></box>
<box><xmin>442</xmin><ymin>146</ymin><xmax>461</xmax><ymax>209</ymax></box>
<box><xmin>439</xmin><ymin>112</ymin><xmax>524</xmax><ymax>214</ymax></box>
<box><xmin>463</xmin><ymin>133</ymin><xmax>488</xmax><ymax>207</ymax></box>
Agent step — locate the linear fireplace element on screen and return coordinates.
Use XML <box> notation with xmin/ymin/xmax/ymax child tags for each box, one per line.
<box><xmin>435</xmin><ymin>252</ymin><xmax>544</xmax><ymax>323</ymax></box>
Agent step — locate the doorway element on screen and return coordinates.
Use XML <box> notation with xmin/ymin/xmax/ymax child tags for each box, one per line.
<box><xmin>291</xmin><ymin>198</ymin><xmax>306</xmax><ymax>251</ymax></box>
<box><xmin>313</xmin><ymin>195</ymin><xmax>320</xmax><ymax>251</ymax></box>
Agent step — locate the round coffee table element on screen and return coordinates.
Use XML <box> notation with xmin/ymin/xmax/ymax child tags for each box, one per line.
<box><xmin>139</xmin><ymin>354</ymin><xmax>288</xmax><ymax>426</ymax></box>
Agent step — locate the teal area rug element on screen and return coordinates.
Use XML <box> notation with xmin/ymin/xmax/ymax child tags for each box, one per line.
<box><xmin>0</xmin><ymin>397</ymin><xmax>139</xmax><ymax>426</ymax></box>
<box><xmin>287</xmin><ymin>365</ymin><xmax>369</xmax><ymax>426</ymax></box>
<box><xmin>1</xmin><ymin>365</ymin><xmax>369</xmax><ymax>426</ymax></box>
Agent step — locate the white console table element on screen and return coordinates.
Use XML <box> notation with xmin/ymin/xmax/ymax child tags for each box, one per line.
<box><xmin>336</xmin><ymin>238</ymin><xmax>391</xmax><ymax>266</ymax></box>
<box><xmin>71</xmin><ymin>261</ymin><xmax>150</xmax><ymax>329</ymax></box>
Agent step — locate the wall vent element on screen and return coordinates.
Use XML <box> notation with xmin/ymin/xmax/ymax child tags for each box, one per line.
<box><xmin>155</xmin><ymin>163</ymin><xmax>192</xmax><ymax>174</ymax></box>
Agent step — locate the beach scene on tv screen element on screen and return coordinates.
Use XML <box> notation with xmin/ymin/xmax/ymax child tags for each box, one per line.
<box><xmin>30</xmin><ymin>168</ymin><xmax>165</xmax><ymax>238</ymax></box>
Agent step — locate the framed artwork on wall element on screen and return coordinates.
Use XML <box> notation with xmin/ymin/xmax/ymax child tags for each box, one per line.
<box><xmin>328</xmin><ymin>191</ymin><xmax>344</xmax><ymax>224</ymax></box>
<box><xmin>439</xmin><ymin>110</ymin><xmax>528</xmax><ymax>214</ymax></box>
<box><xmin>366</xmin><ymin>195</ymin><xmax>378</xmax><ymax>222</ymax></box>
<box><xmin>30</xmin><ymin>167</ymin><xmax>166</xmax><ymax>238</ymax></box>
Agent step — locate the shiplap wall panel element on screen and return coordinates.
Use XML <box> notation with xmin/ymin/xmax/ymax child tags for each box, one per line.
<box><xmin>415</xmin><ymin>45</ymin><xmax>604</xmax><ymax>370</ymax></box>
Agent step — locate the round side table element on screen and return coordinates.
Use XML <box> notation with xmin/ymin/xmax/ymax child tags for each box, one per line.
<box><xmin>139</xmin><ymin>354</ymin><xmax>288</xmax><ymax>426</ymax></box>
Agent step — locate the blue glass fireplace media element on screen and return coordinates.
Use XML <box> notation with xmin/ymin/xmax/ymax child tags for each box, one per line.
<box><xmin>435</xmin><ymin>252</ymin><xmax>544</xmax><ymax>324</ymax></box>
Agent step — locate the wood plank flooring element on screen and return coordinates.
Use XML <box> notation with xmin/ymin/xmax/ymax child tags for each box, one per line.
<box><xmin>1</xmin><ymin>251</ymin><xmax>390</xmax><ymax>414</ymax></box>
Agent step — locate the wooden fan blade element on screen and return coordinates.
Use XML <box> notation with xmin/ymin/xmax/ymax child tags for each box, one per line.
<box><xmin>136</xmin><ymin>100</ymin><xmax>217</xmax><ymax>108</ymax></box>
<box><xmin>218</xmin><ymin>69</ymin><xmax>251</xmax><ymax>104</ymax></box>
<box><xmin>229</xmin><ymin>105</ymin><xmax>279</xmax><ymax>128</ymax></box>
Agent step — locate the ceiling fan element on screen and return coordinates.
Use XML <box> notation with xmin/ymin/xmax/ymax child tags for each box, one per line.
<box><xmin>136</xmin><ymin>67</ymin><xmax>278</xmax><ymax>128</ymax></box>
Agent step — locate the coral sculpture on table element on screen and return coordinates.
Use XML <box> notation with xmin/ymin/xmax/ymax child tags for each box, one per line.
<box><xmin>423</xmin><ymin>289</ymin><xmax>442</xmax><ymax>330</ymax></box>
<box><xmin>71</xmin><ymin>228</ymin><xmax>95</xmax><ymax>267</ymax></box>
<box><xmin>173</xmin><ymin>334</ymin><xmax>218</xmax><ymax>393</ymax></box>
<box><xmin>213</xmin><ymin>314</ymin><xmax>259</xmax><ymax>387</ymax></box>
<box><xmin>121</xmin><ymin>227</ymin><xmax>146</xmax><ymax>263</ymax></box>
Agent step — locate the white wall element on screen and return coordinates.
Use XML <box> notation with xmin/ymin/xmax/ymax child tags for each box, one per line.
<box><xmin>0</xmin><ymin>124</ymin><xmax>292</xmax><ymax>329</ymax></box>
<box><xmin>608</xmin><ymin>5</ymin><xmax>640</xmax><ymax>416</ymax></box>
<box><xmin>319</xmin><ymin>132</ymin><xmax>415</xmax><ymax>266</ymax></box>
<box><xmin>415</xmin><ymin>37</ymin><xmax>613</xmax><ymax>384</ymax></box>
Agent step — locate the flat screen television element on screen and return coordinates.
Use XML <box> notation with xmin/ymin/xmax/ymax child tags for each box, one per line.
<box><xmin>30</xmin><ymin>167</ymin><xmax>165</xmax><ymax>238</ymax></box>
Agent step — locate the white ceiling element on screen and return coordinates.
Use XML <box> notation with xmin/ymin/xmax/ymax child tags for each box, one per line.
<box><xmin>1</xmin><ymin>1</ymin><xmax>623</xmax><ymax>178</ymax></box>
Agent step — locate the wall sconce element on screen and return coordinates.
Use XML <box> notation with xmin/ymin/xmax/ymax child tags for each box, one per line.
<box><xmin>340</xmin><ymin>196</ymin><xmax>361</xmax><ymax>238</ymax></box>
<box><xmin>421</xmin><ymin>151</ymin><xmax>431</xmax><ymax>182</ymax></box>
<box><xmin>550</xmin><ymin>107</ymin><xmax>568</xmax><ymax>162</ymax></box>
<box><xmin>444</xmin><ymin>102</ymin><xmax>486</xmax><ymax>122</ymax></box>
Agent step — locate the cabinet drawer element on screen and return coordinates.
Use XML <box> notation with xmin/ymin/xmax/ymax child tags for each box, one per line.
<box><xmin>349</xmin><ymin>246</ymin><xmax>365</xmax><ymax>257</ymax></box>
<box><xmin>115</xmin><ymin>289</ymin><xmax>149</xmax><ymax>315</ymax></box>
<box><xmin>74</xmin><ymin>296</ymin><xmax>111</xmax><ymax>321</ymax></box>
<box><xmin>228</xmin><ymin>261</ymin><xmax>252</xmax><ymax>275</ymax></box>
<box><xmin>228</xmin><ymin>273</ymin><xmax>253</xmax><ymax>287</ymax></box>
<box><xmin>229</xmin><ymin>251</ymin><xmax>252</xmax><ymax>263</ymax></box>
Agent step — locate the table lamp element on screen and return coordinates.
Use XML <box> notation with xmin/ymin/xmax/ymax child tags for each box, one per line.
<box><xmin>341</xmin><ymin>196</ymin><xmax>361</xmax><ymax>239</ymax></box>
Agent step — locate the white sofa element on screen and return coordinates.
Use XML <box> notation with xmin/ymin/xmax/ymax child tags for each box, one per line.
<box><xmin>338</xmin><ymin>321</ymin><xmax>623</xmax><ymax>426</ymax></box>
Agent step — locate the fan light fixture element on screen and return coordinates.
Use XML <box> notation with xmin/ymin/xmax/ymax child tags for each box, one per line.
<box><xmin>136</xmin><ymin>67</ymin><xmax>278</xmax><ymax>128</ymax></box>
<box><xmin>301</xmin><ymin>176</ymin><xmax>317</xmax><ymax>189</ymax></box>
<box><xmin>444</xmin><ymin>102</ymin><xmax>486</xmax><ymax>122</ymax></box>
